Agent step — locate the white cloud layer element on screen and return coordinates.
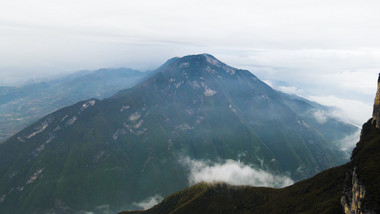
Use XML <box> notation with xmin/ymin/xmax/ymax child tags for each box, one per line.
<box><xmin>307</xmin><ymin>95</ymin><xmax>372</xmax><ymax>126</ymax></box>
<box><xmin>132</xmin><ymin>195</ymin><xmax>163</xmax><ymax>210</ymax></box>
<box><xmin>182</xmin><ymin>157</ymin><xmax>294</xmax><ymax>188</ymax></box>
<box><xmin>337</xmin><ymin>130</ymin><xmax>361</xmax><ymax>154</ymax></box>
<box><xmin>277</xmin><ymin>85</ymin><xmax>304</xmax><ymax>95</ymax></box>
<box><xmin>312</xmin><ymin>110</ymin><xmax>329</xmax><ymax>124</ymax></box>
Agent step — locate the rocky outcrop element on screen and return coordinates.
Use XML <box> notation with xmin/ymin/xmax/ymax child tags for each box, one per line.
<box><xmin>341</xmin><ymin>168</ymin><xmax>374</xmax><ymax>214</ymax></box>
<box><xmin>372</xmin><ymin>74</ymin><xmax>380</xmax><ymax>128</ymax></box>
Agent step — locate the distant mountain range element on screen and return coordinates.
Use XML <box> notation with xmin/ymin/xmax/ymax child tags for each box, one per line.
<box><xmin>0</xmin><ymin>54</ymin><xmax>358</xmax><ymax>213</ymax></box>
<box><xmin>0</xmin><ymin>68</ymin><xmax>147</xmax><ymax>142</ymax></box>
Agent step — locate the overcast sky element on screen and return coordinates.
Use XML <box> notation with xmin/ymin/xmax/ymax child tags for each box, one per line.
<box><xmin>1</xmin><ymin>0</ymin><xmax>380</xmax><ymax>125</ymax></box>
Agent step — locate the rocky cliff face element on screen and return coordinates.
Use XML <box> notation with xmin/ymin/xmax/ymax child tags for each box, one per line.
<box><xmin>341</xmin><ymin>168</ymin><xmax>373</xmax><ymax>214</ymax></box>
<box><xmin>340</xmin><ymin>127</ymin><xmax>378</xmax><ymax>214</ymax></box>
<box><xmin>372</xmin><ymin>74</ymin><xmax>380</xmax><ymax>128</ymax></box>
<box><xmin>341</xmin><ymin>74</ymin><xmax>380</xmax><ymax>214</ymax></box>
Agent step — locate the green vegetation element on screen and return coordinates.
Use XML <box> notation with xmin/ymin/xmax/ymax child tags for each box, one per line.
<box><xmin>122</xmin><ymin>119</ymin><xmax>380</xmax><ymax>214</ymax></box>
<box><xmin>121</xmin><ymin>164</ymin><xmax>347</xmax><ymax>214</ymax></box>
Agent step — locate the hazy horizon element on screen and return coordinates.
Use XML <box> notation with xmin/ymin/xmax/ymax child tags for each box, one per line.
<box><xmin>1</xmin><ymin>0</ymin><xmax>380</xmax><ymax>125</ymax></box>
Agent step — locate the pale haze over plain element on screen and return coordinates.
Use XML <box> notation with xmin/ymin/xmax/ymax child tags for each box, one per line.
<box><xmin>1</xmin><ymin>0</ymin><xmax>380</xmax><ymax>125</ymax></box>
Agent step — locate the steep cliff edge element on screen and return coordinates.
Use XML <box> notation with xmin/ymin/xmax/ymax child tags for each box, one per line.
<box><xmin>341</xmin><ymin>119</ymin><xmax>380</xmax><ymax>214</ymax></box>
<box><xmin>341</xmin><ymin>74</ymin><xmax>380</xmax><ymax>214</ymax></box>
<box><xmin>372</xmin><ymin>74</ymin><xmax>380</xmax><ymax>128</ymax></box>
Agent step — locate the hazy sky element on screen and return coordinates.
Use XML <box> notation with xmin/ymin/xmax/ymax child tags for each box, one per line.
<box><xmin>1</xmin><ymin>0</ymin><xmax>380</xmax><ymax>125</ymax></box>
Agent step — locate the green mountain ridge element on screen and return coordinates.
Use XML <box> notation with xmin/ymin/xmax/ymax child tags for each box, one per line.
<box><xmin>0</xmin><ymin>68</ymin><xmax>147</xmax><ymax>143</ymax></box>
<box><xmin>0</xmin><ymin>54</ymin><xmax>357</xmax><ymax>213</ymax></box>
<box><xmin>121</xmin><ymin>74</ymin><xmax>380</xmax><ymax>214</ymax></box>
<box><xmin>121</xmin><ymin>119</ymin><xmax>380</xmax><ymax>214</ymax></box>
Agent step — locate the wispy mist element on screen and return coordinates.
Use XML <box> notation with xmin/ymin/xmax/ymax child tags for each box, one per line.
<box><xmin>181</xmin><ymin>157</ymin><xmax>294</xmax><ymax>188</ymax></box>
<box><xmin>308</xmin><ymin>95</ymin><xmax>372</xmax><ymax>126</ymax></box>
<box><xmin>337</xmin><ymin>130</ymin><xmax>361</xmax><ymax>154</ymax></box>
<box><xmin>132</xmin><ymin>195</ymin><xmax>163</xmax><ymax>210</ymax></box>
<box><xmin>312</xmin><ymin>110</ymin><xmax>329</xmax><ymax>124</ymax></box>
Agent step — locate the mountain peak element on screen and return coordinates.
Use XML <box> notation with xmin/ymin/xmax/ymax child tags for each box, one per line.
<box><xmin>112</xmin><ymin>54</ymin><xmax>241</xmax><ymax>98</ymax></box>
<box><xmin>178</xmin><ymin>53</ymin><xmax>220</xmax><ymax>64</ymax></box>
<box><xmin>162</xmin><ymin>54</ymin><xmax>237</xmax><ymax>76</ymax></box>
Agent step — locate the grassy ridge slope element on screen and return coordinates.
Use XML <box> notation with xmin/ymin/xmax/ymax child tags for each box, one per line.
<box><xmin>121</xmin><ymin>164</ymin><xmax>347</xmax><ymax>214</ymax></box>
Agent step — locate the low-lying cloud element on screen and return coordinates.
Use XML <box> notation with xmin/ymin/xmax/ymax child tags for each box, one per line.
<box><xmin>262</xmin><ymin>75</ymin><xmax>373</xmax><ymax>127</ymax></box>
<box><xmin>277</xmin><ymin>85</ymin><xmax>304</xmax><ymax>95</ymax></box>
<box><xmin>311</xmin><ymin>108</ymin><xmax>345</xmax><ymax>125</ymax></box>
<box><xmin>181</xmin><ymin>157</ymin><xmax>294</xmax><ymax>188</ymax></box>
<box><xmin>132</xmin><ymin>195</ymin><xmax>163</xmax><ymax>210</ymax></box>
<box><xmin>337</xmin><ymin>129</ymin><xmax>361</xmax><ymax>153</ymax></box>
<box><xmin>312</xmin><ymin>109</ymin><xmax>329</xmax><ymax>124</ymax></box>
<box><xmin>308</xmin><ymin>95</ymin><xmax>371</xmax><ymax>126</ymax></box>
